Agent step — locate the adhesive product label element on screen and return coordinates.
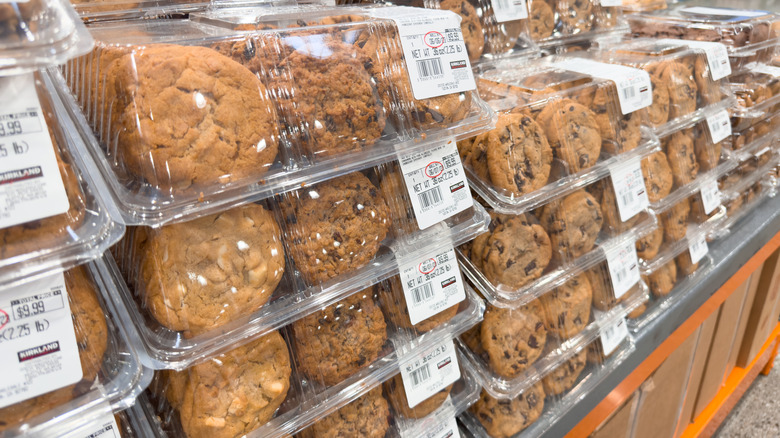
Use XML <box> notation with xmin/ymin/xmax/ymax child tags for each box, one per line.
<box><xmin>658</xmin><ymin>39</ymin><xmax>731</xmax><ymax>80</ymax></box>
<box><xmin>680</xmin><ymin>6</ymin><xmax>770</xmax><ymax>21</ymax></box>
<box><xmin>599</xmin><ymin>0</ymin><xmax>623</xmax><ymax>6</ymax></box>
<box><xmin>0</xmin><ymin>272</ymin><xmax>82</xmax><ymax>409</ymax></box>
<box><xmin>699</xmin><ymin>178</ymin><xmax>722</xmax><ymax>215</ymax></box>
<box><xmin>609</xmin><ymin>157</ymin><xmax>650</xmax><ymax>221</ymax></box>
<box><xmin>689</xmin><ymin>234</ymin><xmax>709</xmax><ymax>264</ymax></box>
<box><xmin>600</xmin><ymin>317</ymin><xmax>629</xmax><ymax>356</ymax></box>
<box><xmin>398</xmin><ymin>139</ymin><xmax>473</xmax><ymax>230</ymax></box>
<box><xmin>401</xmin><ymin>399</ymin><xmax>460</xmax><ymax>438</ymax></box>
<box><xmin>605</xmin><ymin>239</ymin><xmax>641</xmax><ymax>299</ymax></box>
<box><xmin>554</xmin><ymin>58</ymin><xmax>652</xmax><ymax>114</ymax></box>
<box><xmin>370</xmin><ymin>7</ymin><xmax>477</xmax><ymax>100</ymax></box>
<box><xmin>399</xmin><ymin>339</ymin><xmax>460</xmax><ymax>408</ymax></box>
<box><xmin>417</xmin><ymin>415</ymin><xmax>460</xmax><ymax>438</ymax></box>
<box><xmin>0</xmin><ymin>74</ymin><xmax>69</xmax><ymax>230</ymax></box>
<box><xmin>396</xmin><ymin>245</ymin><xmax>466</xmax><ymax>325</ymax></box>
<box><xmin>490</xmin><ymin>0</ymin><xmax>528</xmax><ymax>23</ymax></box>
<box><xmin>705</xmin><ymin>109</ymin><xmax>732</xmax><ymax>144</ymax></box>
<box><xmin>63</xmin><ymin>410</ymin><xmax>121</xmax><ymax>438</ymax></box>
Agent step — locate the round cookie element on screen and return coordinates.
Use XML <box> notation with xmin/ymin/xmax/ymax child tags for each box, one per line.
<box><xmin>139</xmin><ymin>203</ymin><xmax>285</xmax><ymax>336</ymax></box>
<box><xmin>300</xmin><ymin>387</ymin><xmax>389</xmax><ymax>438</ymax></box>
<box><xmin>676</xmin><ymin>252</ymin><xmax>700</xmax><ymax>277</ymax></box>
<box><xmin>694</xmin><ymin>54</ymin><xmax>722</xmax><ymax>106</ymax></box>
<box><xmin>557</xmin><ymin>0</ymin><xmax>594</xmax><ymax>33</ymax></box>
<box><xmin>586</xmin><ymin>263</ymin><xmax>628</xmax><ymax>311</ymax></box>
<box><xmin>537</xmin><ymin>99</ymin><xmax>602</xmax><ymax>173</ymax></box>
<box><xmin>470</xmin><ymin>383</ymin><xmax>545</xmax><ymax>438</ymax></box>
<box><xmin>597</xmin><ymin>178</ymin><xmax>640</xmax><ymax>233</ymax></box>
<box><xmin>481</xmin><ymin>303</ymin><xmax>548</xmax><ymax>378</ymax></box>
<box><xmin>486</xmin><ymin>113</ymin><xmax>553</xmax><ymax>196</ymax></box>
<box><xmin>628</xmin><ymin>300</ymin><xmax>648</xmax><ymax>319</ymax></box>
<box><xmin>660</xmin><ymin>198</ymin><xmax>690</xmax><ymax>242</ymax></box>
<box><xmin>440</xmin><ymin>0</ymin><xmax>484</xmax><ymax>62</ymax></box>
<box><xmin>462</xmin><ymin>132</ymin><xmax>490</xmax><ymax>181</ymax></box>
<box><xmin>694</xmin><ymin>123</ymin><xmax>722</xmax><ymax>171</ymax></box>
<box><xmin>539</xmin><ymin>273</ymin><xmax>592</xmax><ymax>338</ymax></box>
<box><xmin>283</xmin><ymin>172</ymin><xmax>391</xmax><ymax>284</ymax></box>
<box><xmin>529</xmin><ymin>0</ymin><xmax>555</xmax><ymax>40</ymax></box>
<box><xmin>641</xmin><ymin>150</ymin><xmax>674</xmax><ymax>203</ymax></box>
<box><xmin>108</xmin><ymin>44</ymin><xmax>280</xmax><ymax>192</ymax></box>
<box><xmin>664</xmin><ymin>129</ymin><xmax>699</xmax><ymax>187</ymax></box>
<box><xmin>384</xmin><ymin>373</ymin><xmax>453</xmax><ymax>420</ymax></box>
<box><xmin>482</xmin><ymin>214</ymin><xmax>552</xmax><ymax>289</ymax></box>
<box><xmin>658</xmin><ymin>60</ymin><xmax>698</xmax><ymax>119</ymax></box>
<box><xmin>646</xmin><ymin>72</ymin><xmax>670</xmax><ymax>126</ymax></box>
<box><xmin>162</xmin><ymin>331</ymin><xmax>291</xmax><ymax>438</ymax></box>
<box><xmin>647</xmin><ymin>260</ymin><xmax>677</xmax><ymax>297</ymax></box>
<box><xmin>377</xmin><ymin>276</ymin><xmax>459</xmax><ymax>333</ymax></box>
<box><xmin>576</xmin><ymin>86</ymin><xmax>641</xmax><ymax>155</ymax></box>
<box><xmin>292</xmin><ymin>288</ymin><xmax>388</xmax><ymax>386</ymax></box>
<box><xmin>636</xmin><ymin>223</ymin><xmax>664</xmax><ymax>260</ymax></box>
<box><xmin>540</xmin><ymin>190</ymin><xmax>603</xmax><ymax>260</ymax></box>
<box><xmin>541</xmin><ymin>349</ymin><xmax>587</xmax><ymax>396</ymax></box>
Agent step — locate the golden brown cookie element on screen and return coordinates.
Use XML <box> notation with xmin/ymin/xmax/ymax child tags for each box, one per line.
<box><xmin>440</xmin><ymin>0</ymin><xmax>484</xmax><ymax>62</ymax></box>
<box><xmin>470</xmin><ymin>384</ymin><xmax>545</xmax><ymax>438</ymax></box>
<box><xmin>482</xmin><ymin>214</ymin><xmax>552</xmax><ymax>289</ymax></box>
<box><xmin>384</xmin><ymin>373</ymin><xmax>453</xmax><ymax>420</ymax></box>
<box><xmin>528</xmin><ymin>0</ymin><xmax>555</xmax><ymax>40</ymax></box>
<box><xmin>646</xmin><ymin>72</ymin><xmax>670</xmax><ymax>126</ymax></box>
<box><xmin>540</xmin><ymin>190</ymin><xmax>604</xmax><ymax>260</ymax></box>
<box><xmin>660</xmin><ymin>199</ymin><xmax>690</xmax><ymax>242</ymax></box>
<box><xmin>676</xmin><ymin>251</ymin><xmax>700</xmax><ymax>276</ymax></box>
<box><xmin>377</xmin><ymin>276</ymin><xmax>458</xmax><ymax>333</ymax></box>
<box><xmin>300</xmin><ymin>387</ymin><xmax>390</xmax><ymax>438</ymax></box>
<box><xmin>658</xmin><ymin>60</ymin><xmax>698</xmax><ymax>119</ymax></box>
<box><xmin>541</xmin><ymin>349</ymin><xmax>587</xmax><ymax>396</ymax></box>
<box><xmin>647</xmin><ymin>260</ymin><xmax>677</xmax><ymax>297</ymax></box>
<box><xmin>636</xmin><ymin>224</ymin><xmax>664</xmax><ymax>260</ymax></box>
<box><xmin>539</xmin><ymin>273</ymin><xmax>592</xmax><ymax>338</ymax></box>
<box><xmin>537</xmin><ymin>99</ymin><xmax>602</xmax><ymax>173</ymax></box>
<box><xmin>664</xmin><ymin>129</ymin><xmax>699</xmax><ymax>187</ymax></box>
<box><xmin>481</xmin><ymin>303</ymin><xmax>547</xmax><ymax>378</ymax></box>
<box><xmin>641</xmin><ymin>150</ymin><xmax>674</xmax><ymax>203</ymax></box>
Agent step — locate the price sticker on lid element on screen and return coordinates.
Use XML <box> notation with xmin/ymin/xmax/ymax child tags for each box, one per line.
<box><xmin>399</xmin><ymin>339</ymin><xmax>461</xmax><ymax>408</ymax></box>
<box><xmin>600</xmin><ymin>317</ymin><xmax>629</xmax><ymax>356</ymax></box>
<box><xmin>62</xmin><ymin>409</ymin><xmax>121</xmax><ymax>438</ymax></box>
<box><xmin>658</xmin><ymin>39</ymin><xmax>732</xmax><ymax>80</ymax></box>
<box><xmin>554</xmin><ymin>58</ymin><xmax>653</xmax><ymax>114</ymax></box>
<box><xmin>700</xmin><ymin>178</ymin><xmax>722</xmax><ymax>215</ymax></box>
<box><xmin>490</xmin><ymin>0</ymin><xmax>528</xmax><ymax>23</ymax></box>
<box><xmin>605</xmin><ymin>239</ymin><xmax>641</xmax><ymax>299</ymax></box>
<box><xmin>689</xmin><ymin>234</ymin><xmax>709</xmax><ymax>264</ymax></box>
<box><xmin>609</xmin><ymin>157</ymin><xmax>650</xmax><ymax>221</ymax></box>
<box><xmin>705</xmin><ymin>109</ymin><xmax>732</xmax><ymax>144</ymax></box>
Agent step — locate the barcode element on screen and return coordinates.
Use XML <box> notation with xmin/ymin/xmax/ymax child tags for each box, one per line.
<box><xmin>613</xmin><ymin>266</ymin><xmax>627</xmax><ymax>284</ymax></box>
<box><xmin>620</xmin><ymin>190</ymin><xmax>635</xmax><ymax>207</ymax></box>
<box><xmin>411</xmin><ymin>363</ymin><xmax>432</xmax><ymax>386</ymax></box>
<box><xmin>411</xmin><ymin>282</ymin><xmax>435</xmax><ymax>304</ymax></box>
<box><xmin>417</xmin><ymin>58</ymin><xmax>444</xmax><ymax>79</ymax></box>
<box><xmin>418</xmin><ymin>186</ymin><xmax>443</xmax><ymax>209</ymax></box>
<box><xmin>622</xmin><ymin>86</ymin><xmax>636</xmax><ymax>100</ymax></box>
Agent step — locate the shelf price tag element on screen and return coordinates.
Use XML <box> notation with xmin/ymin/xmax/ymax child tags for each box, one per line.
<box><xmin>399</xmin><ymin>339</ymin><xmax>460</xmax><ymax>408</ymax></box>
<box><xmin>605</xmin><ymin>239</ymin><xmax>641</xmax><ymax>299</ymax></box>
<box><xmin>398</xmin><ymin>139</ymin><xmax>473</xmax><ymax>230</ymax></box>
<box><xmin>554</xmin><ymin>58</ymin><xmax>652</xmax><ymax>114</ymax></box>
<box><xmin>689</xmin><ymin>234</ymin><xmax>709</xmax><ymax>264</ymax></box>
<box><xmin>700</xmin><ymin>178</ymin><xmax>722</xmax><ymax>215</ymax></box>
<box><xmin>370</xmin><ymin>7</ymin><xmax>476</xmax><ymax>100</ymax></box>
<box><xmin>0</xmin><ymin>272</ymin><xmax>82</xmax><ymax>408</ymax></box>
<box><xmin>490</xmin><ymin>0</ymin><xmax>528</xmax><ymax>22</ymax></box>
<box><xmin>609</xmin><ymin>157</ymin><xmax>650</xmax><ymax>221</ymax></box>
<box><xmin>705</xmin><ymin>109</ymin><xmax>732</xmax><ymax>144</ymax></box>
<box><xmin>600</xmin><ymin>317</ymin><xmax>629</xmax><ymax>356</ymax></box>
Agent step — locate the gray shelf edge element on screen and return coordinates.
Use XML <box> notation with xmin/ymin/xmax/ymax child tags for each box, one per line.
<box><xmin>539</xmin><ymin>194</ymin><xmax>780</xmax><ymax>438</ymax></box>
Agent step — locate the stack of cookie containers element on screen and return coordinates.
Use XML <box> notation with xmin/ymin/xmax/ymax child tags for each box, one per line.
<box><xmin>0</xmin><ymin>1</ymin><xmax>153</xmax><ymax>437</ymax></box>
<box><xmin>46</xmin><ymin>4</ymin><xmax>509</xmax><ymax>437</ymax></box>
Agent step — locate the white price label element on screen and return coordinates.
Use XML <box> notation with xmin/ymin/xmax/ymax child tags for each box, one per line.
<box><xmin>658</xmin><ymin>39</ymin><xmax>731</xmax><ymax>80</ymax></box>
<box><xmin>490</xmin><ymin>0</ymin><xmax>528</xmax><ymax>22</ymax></box>
<box><xmin>0</xmin><ymin>74</ymin><xmax>69</xmax><ymax>230</ymax></box>
<box><xmin>554</xmin><ymin>58</ymin><xmax>652</xmax><ymax>114</ymax></box>
<box><xmin>609</xmin><ymin>157</ymin><xmax>649</xmax><ymax>221</ymax></box>
<box><xmin>370</xmin><ymin>7</ymin><xmax>477</xmax><ymax>100</ymax></box>
<box><xmin>689</xmin><ymin>234</ymin><xmax>709</xmax><ymax>264</ymax></box>
<box><xmin>398</xmin><ymin>140</ymin><xmax>473</xmax><ymax>230</ymax></box>
<box><xmin>397</xmin><ymin>246</ymin><xmax>466</xmax><ymax>325</ymax></box>
<box><xmin>0</xmin><ymin>272</ymin><xmax>82</xmax><ymax>409</ymax></box>
<box><xmin>751</xmin><ymin>64</ymin><xmax>780</xmax><ymax>78</ymax></box>
<box><xmin>605</xmin><ymin>240</ymin><xmax>640</xmax><ymax>299</ymax></box>
<box><xmin>399</xmin><ymin>339</ymin><xmax>460</xmax><ymax>408</ymax></box>
<box><xmin>63</xmin><ymin>411</ymin><xmax>121</xmax><ymax>438</ymax></box>
<box><xmin>402</xmin><ymin>405</ymin><xmax>461</xmax><ymax>438</ymax></box>
<box><xmin>705</xmin><ymin>109</ymin><xmax>732</xmax><ymax>144</ymax></box>
<box><xmin>699</xmin><ymin>178</ymin><xmax>721</xmax><ymax>215</ymax></box>
<box><xmin>600</xmin><ymin>317</ymin><xmax>629</xmax><ymax>356</ymax></box>
<box><xmin>680</xmin><ymin>7</ymin><xmax>770</xmax><ymax>19</ymax></box>
<box><xmin>600</xmin><ymin>0</ymin><xmax>623</xmax><ymax>6</ymax></box>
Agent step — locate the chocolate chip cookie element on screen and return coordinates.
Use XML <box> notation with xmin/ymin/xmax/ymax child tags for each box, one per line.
<box><xmin>664</xmin><ymin>129</ymin><xmax>699</xmax><ymax>187</ymax></box>
<box><xmin>641</xmin><ymin>150</ymin><xmax>674</xmax><ymax>203</ymax></box>
<box><xmin>300</xmin><ymin>387</ymin><xmax>389</xmax><ymax>438</ymax></box>
<box><xmin>636</xmin><ymin>223</ymin><xmax>664</xmax><ymax>260</ymax></box>
<box><xmin>646</xmin><ymin>72</ymin><xmax>671</xmax><ymax>126</ymax></box>
<box><xmin>283</xmin><ymin>172</ymin><xmax>391</xmax><ymax>285</ymax></box>
<box><xmin>541</xmin><ymin>348</ymin><xmax>587</xmax><ymax>396</ymax></box>
<box><xmin>540</xmin><ymin>273</ymin><xmax>592</xmax><ymax>338</ymax></box>
<box><xmin>540</xmin><ymin>190</ymin><xmax>603</xmax><ymax>260</ymax></box>
<box><xmin>658</xmin><ymin>60</ymin><xmax>698</xmax><ymax>119</ymax></box>
<box><xmin>576</xmin><ymin>86</ymin><xmax>641</xmax><ymax>155</ymax></box>
<box><xmin>293</xmin><ymin>288</ymin><xmax>388</xmax><ymax>386</ymax></box>
<box><xmin>470</xmin><ymin>383</ymin><xmax>545</xmax><ymax>438</ymax></box>
<box><xmin>138</xmin><ymin>203</ymin><xmax>285</xmax><ymax>336</ymax></box>
<box><xmin>162</xmin><ymin>331</ymin><xmax>291</xmax><ymax>438</ymax></box>
<box><xmin>660</xmin><ymin>198</ymin><xmax>690</xmax><ymax>241</ymax></box>
<box><xmin>676</xmin><ymin>251</ymin><xmax>700</xmax><ymax>277</ymax></box>
<box><xmin>694</xmin><ymin>123</ymin><xmax>722</xmax><ymax>171</ymax></box>
<box><xmin>529</xmin><ymin>0</ymin><xmax>555</xmax><ymax>40</ymax></box>
<box><xmin>486</xmin><ymin>113</ymin><xmax>553</xmax><ymax>196</ymax></box>
<box><xmin>558</xmin><ymin>0</ymin><xmax>594</xmax><ymax>33</ymax></box>
<box><xmin>647</xmin><ymin>260</ymin><xmax>677</xmax><ymax>297</ymax></box>
<box><xmin>385</xmin><ymin>373</ymin><xmax>453</xmax><ymax>420</ymax></box>
<box><xmin>107</xmin><ymin>44</ymin><xmax>280</xmax><ymax>192</ymax></box>
<box><xmin>537</xmin><ymin>99</ymin><xmax>601</xmax><ymax>172</ymax></box>
<box><xmin>377</xmin><ymin>276</ymin><xmax>458</xmax><ymax>333</ymax></box>
<box><xmin>440</xmin><ymin>0</ymin><xmax>484</xmax><ymax>62</ymax></box>
<box><xmin>481</xmin><ymin>303</ymin><xmax>547</xmax><ymax>378</ymax></box>
<box><xmin>482</xmin><ymin>214</ymin><xmax>552</xmax><ymax>289</ymax></box>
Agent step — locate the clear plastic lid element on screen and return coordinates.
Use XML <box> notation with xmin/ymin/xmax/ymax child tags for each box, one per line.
<box><xmin>527</xmin><ymin>0</ymin><xmax>625</xmax><ymax>49</ymax></box>
<box><xmin>730</xmin><ymin>112</ymin><xmax>779</xmax><ymax>157</ymax></box>
<box><xmin>54</xmin><ymin>6</ymin><xmax>495</xmax><ymax>226</ymax></box>
<box><xmin>730</xmin><ymin>66</ymin><xmax>780</xmax><ymax>131</ymax></box>
<box><xmin>621</xmin><ymin>0</ymin><xmax>667</xmax><ymax>14</ymax></box>
<box><xmin>0</xmin><ymin>0</ymin><xmax>93</xmax><ymax>76</ymax></box>
<box><xmin>0</xmin><ymin>261</ymin><xmax>150</xmax><ymax>436</ymax></box>
<box><xmin>0</xmin><ymin>72</ymin><xmax>123</xmax><ymax>289</ymax></box>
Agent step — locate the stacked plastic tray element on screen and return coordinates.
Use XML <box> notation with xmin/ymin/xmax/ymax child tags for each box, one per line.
<box><xmin>44</xmin><ymin>4</ymin><xmax>503</xmax><ymax>437</ymax></box>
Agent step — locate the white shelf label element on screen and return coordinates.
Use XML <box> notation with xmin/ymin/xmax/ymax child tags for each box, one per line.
<box><xmin>370</xmin><ymin>7</ymin><xmax>477</xmax><ymax>100</ymax></box>
<box><xmin>490</xmin><ymin>0</ymin><xmax>528</xmax><ymax>22</ymax></box>
<box><xmin>609</xmin><ymin>157</ymin><xmax>650</xmax><ymax>222</ymax></box>
<box><xmin>605</xmin><ymin>240</ymin><xmax>641</xmax><ymax>299</ymax></box>
<box><xmin>399</xmin><ymin>139</ymin><xmax>473</xmax><ymax>230</ymax></box>
<box><xmin>397</xmin><ymin>245</ymin><xmax>466</xmax><ymax>325</ymax></box>
<box><xmin>400</xmin><ymin>339</ymin><xmax>460</xmax><ymax>408</ymax></box>
<box><xmin>0</xmin><ymin>273</ymin><xmax>82</xmax><ymax>408</ymax></box>
<box><xmin>705</xmin><ymin>109</ymin><xmax>732</xmax><ymax>144</ymax></box>
<box><xmin>600</xmin><ymin>317</ymin><xmax>629</xmax><ymax>356</ymax></box>
<box><xmin>554</xmin><ymin>58</ymin><xmax>652</xmax><ymax>114</ymax></box>
<box><xmin>657</xmin><ymin>39</ymin><xmax>731</xmax><ymax>80</ymax></box>
<box><xmin>700</xmin><ymin>178</ymin><xmax>722</xmax><ymax>215</ymax></box>
<box><xmin>689</xmin><ymin>234</ymin><xmax>709</xmax><ymax>264</ymax></box>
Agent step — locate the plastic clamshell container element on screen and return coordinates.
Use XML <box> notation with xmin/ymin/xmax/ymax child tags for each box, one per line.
<box><xmin>459</xmin><ymin>329</ymin><xmax>636</xmax><ymax>438</ymax></box>
<box><xmin>621</xmin><ymin>0</ymin><xmax>668</xmax><ymax>14</ymax></box>
<box><xmin>102</xmin><ymin>174</ymin><xmax>489</xmax><ymax>369</ymax></box>
<box><xmin>139</xmin><ymin>284</ymin><xmax>484</xmax><ymax>438</ymax></box>
<box><xmin>595</xmin><ymin>38</ymin><xmax>736</xmax><ymax>137</ymax></box>
<box><xmin>525</xmin><ymin>0</ymin><xmax>626</xmax><ymax>49</ymax></box>
<box><xmin>730</xmin><ymin>112</ymin><xmax>779</xmax><ymax>158</ymax></box>
<box><xmin>0</xmin><ymin>260</ymin><xmax>150</xmax><ymax>436</ymax></box>
<box><xmin>730</xmin><ymin>67</ymin><xmax>780</xmax><ymax>131</ymax></box>
<box><xmin>53</xmin><ymin>7</ymin><xmax>495</xmax><ymax>226</ymax></box>
<box><xmin>0</xmin><ymin>0</ymin><xmax>93</xmax><ymax>75</ymax></box>
<box><xmin>458</xmin><ymin>175</ymin><xmax>657</xmax><ymax>308</ymax></box>
<box><xmin>627</xmin><ymin>6</ymin><xmax>780</xmax><ymax>73</ymax></box>
<box><xmin>718</xmin><ymin>152</ymin><xmax>779</xmax><ymax>222</ymax></box>
<box><xmin>0</xmin><ymin>72</ymin><xmax>123</xmax><ymax>290</ymax></box>
<box><xmin>463</xmin><ymin>55</ymin><xmax>661</xmax><ymax>214</ymax></box>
